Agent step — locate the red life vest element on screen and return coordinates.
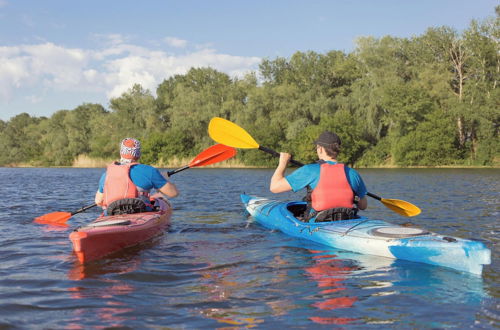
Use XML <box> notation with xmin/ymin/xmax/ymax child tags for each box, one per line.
<box><xmin>102</xmin><ymin>162</ymin><xmax>140</xmax><ymax>208</ymax></box>
<box><xmin>311</xmin><ymin>163</ymin><xmax>354</xmax><ymax>211</ymax></box>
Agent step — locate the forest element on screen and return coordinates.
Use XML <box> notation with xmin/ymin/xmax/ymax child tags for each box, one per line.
<box><xmin>1</xmin><ymin>8</ymin><xmax>498</xmax><ymax>168</ymax></box>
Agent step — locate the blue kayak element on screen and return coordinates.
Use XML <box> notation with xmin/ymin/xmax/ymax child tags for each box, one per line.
<box><xmin>241</xmin><ymin>194</ymin><xmax>491</xmax><ymax>275</ymax></box>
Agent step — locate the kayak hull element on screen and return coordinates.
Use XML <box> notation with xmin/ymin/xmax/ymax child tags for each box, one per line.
<box><xmin>241</xmin><ymin>194</ymin><xmax>491</xmax><ymax>275</ymax></box>
<box><xmin>69</xmin><ymin>197</ymin><xmax>172</xmax><ymax>263</ymax></box>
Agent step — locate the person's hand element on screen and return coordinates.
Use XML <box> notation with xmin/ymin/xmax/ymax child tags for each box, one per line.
<box><xmin>95</xmin><ymin>191</ymin><xmax>104</xmax><ymax>206</ymax></box>
<box><xmin>279</xmin><ymin>152</ymin><xmax>292</xmax><ymax>167</ymax></box>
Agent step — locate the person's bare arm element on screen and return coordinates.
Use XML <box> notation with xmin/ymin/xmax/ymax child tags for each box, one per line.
<box><xmin>270</xmin><ymin>152</ymin><xmax>293</xmax><ymax>193</ymax></box>
<box><xmin>158</xmin><ymin>182</ymin><xmax>179</xmax><ymax>198</ymax></box>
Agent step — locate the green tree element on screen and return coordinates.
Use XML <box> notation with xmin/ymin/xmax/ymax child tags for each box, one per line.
<box><xmin>109</xmin><ymin>84</ymin><xmax>159</xmax><ymax>136</ymax></box>
<box><xmin>0</xmin><ymin>113</ymin><xmax>44</xmax><ymax>165</ymax></box>
<box><xmin>64</xmin><ymin>103</ymin><xmax>108</xmax><ymax>158</ymax></box>
<box><xmin>40</xmin><ymin>110</ymin><xmax>74</xmax><ymax>165</ymax></box>
<box><xmin>158</xmin><ymin>67</ymin><xmax>238</xmax><ymax>148</ymax></box>
<box><xmin>393</xmin><ymin>110</ymin><xmax>460</xmax><ymax>166</ymax></box>
<box><xmin>141</xmin><ymin>129</ymin><xmax>195</xmax><ymax>165</ymax></box>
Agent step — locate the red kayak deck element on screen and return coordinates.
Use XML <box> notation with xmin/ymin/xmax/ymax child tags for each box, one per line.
<box><xmin>69</xmin><ymin>197</ymin><xmax>172</xmax><ymax>263</ymax></box>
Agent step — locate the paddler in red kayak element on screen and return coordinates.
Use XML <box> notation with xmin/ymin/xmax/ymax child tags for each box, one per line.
<box><xmin>270</xmin><ymin>131</ymin><xmax>367</xmax><ymax>222</ymax></box>
<box><xmin>94</xmin><ymin>137</ymin><xmax>179</xmax><ymax>215</ymax></box>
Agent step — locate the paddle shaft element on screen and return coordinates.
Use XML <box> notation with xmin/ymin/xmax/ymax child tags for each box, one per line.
<box><xmin>167</xmin><ymin>165</ymin><xmax>189</xmax><ymax>176</ymax></box>
<box><xmin>366</xmin><ymin>192</ymin><xmax>382</xmax><ymax>201</ymax></box>
<box><xmin>71</xmin><ymin>203</ymin><xmax>98</xmax><ymax>215</ymax></box>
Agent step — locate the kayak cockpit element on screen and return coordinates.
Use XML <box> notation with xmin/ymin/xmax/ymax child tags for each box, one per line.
<box><xmin>286</xmin><ymin>201</ymin><xmax>308</xmax><ymax>219</ymax></box>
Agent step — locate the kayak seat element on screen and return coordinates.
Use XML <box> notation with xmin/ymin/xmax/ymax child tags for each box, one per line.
<box><xmin>106</xmin><ymin>198</ymin><xmax>147</xmax><ymax>215</ymax></box>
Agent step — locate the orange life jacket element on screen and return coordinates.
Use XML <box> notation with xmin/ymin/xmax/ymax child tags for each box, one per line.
<box><xmin>102</xmin><ymin>162</ymin><xmax>141</xmax><ymax>208</ymax></box>
<box><xmin>311</xmin><ymin>163</ymin><xmax>354</xmax><ymax>211</ymax></box>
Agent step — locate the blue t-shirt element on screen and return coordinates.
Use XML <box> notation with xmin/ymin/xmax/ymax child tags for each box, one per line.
<box><xmin>98</xmin><ymin>163</ymin><xmax>168</xmax><ymax>193</ymax></box>
<box><xmin>285</xmin><ymin>161</ymin><xmax>367</xmax><ymax>198</ymax></box>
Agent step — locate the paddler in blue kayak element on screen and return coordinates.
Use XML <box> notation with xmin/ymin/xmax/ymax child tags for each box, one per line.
<box><xmin>94</xmin><ymin>137</ymin><xmax>179</xmax><ymax>215</ymax></box>
<box><xmin>270</xmin><ymin>131</ymin><xmax>367</xmax><ymax>222</ymax></box>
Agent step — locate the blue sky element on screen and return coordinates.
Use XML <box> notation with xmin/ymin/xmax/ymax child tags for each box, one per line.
<box><xmin>0</xmin><ymin>0</ymin><xmax>497</xmax><ymax>121</ymax></box>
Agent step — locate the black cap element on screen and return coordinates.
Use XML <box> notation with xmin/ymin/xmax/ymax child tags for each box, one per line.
<box><xmin>314</xmin><ymin>131</ymin><xmax>341</xmax><ymax>147</ymax></box>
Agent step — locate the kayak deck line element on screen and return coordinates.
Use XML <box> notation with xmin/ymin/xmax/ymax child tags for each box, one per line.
<box><xmin>241</xmin><ymin>194</ymin><xmax>491</xmax><ymax>275</ymax></box>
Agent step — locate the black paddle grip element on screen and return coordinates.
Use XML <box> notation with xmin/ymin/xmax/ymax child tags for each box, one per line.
<box><xmin>167</xmin><ymin>165</ymin><xmax>189</xmax><ymax>177</ymax></box>
<box><xmin>258</xmin><ymin>145</ymin><xmax>304</xmax><ymax>167</ymax></box>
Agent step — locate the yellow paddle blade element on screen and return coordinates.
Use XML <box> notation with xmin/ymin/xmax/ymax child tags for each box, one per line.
<box><xmin>380</xmin><ymin>198</ymin><xmax>421</xmax><ymax>217</ymax></box>
<box><xmin>208</xmin><ymin>117</ymin><xmax>260</xmax><ymax>149</ymax></box>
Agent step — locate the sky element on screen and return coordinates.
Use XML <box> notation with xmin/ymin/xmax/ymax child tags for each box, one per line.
<box><xmin>0</xmin><ymin>0</ymin><xmax>497</xmax><ymax>121</ymax></box>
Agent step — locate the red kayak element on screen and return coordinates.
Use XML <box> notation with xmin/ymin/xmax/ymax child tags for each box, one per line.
<box><xmin>69</xmin><ymin>195</ymin><xmax>172</xmax><ymax>263</ymax></box>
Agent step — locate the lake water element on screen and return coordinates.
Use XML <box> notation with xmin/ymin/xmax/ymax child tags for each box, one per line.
<box><xmin>0</xmin><ymin>167</ymin><xmax>498</xmax><ymax>328</ymax></box>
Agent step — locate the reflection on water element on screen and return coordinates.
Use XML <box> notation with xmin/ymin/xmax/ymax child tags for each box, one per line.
<box><xmin>305</xmin><ymin>251</ymin><xmax>358</xmax><ymax>325</ymax></box>
<box><xmin>188</xmin><ymin>240</ymin><xmax>266</xmax><ymax>328</ymax></box>
<box><xmin>67</xmin><ymin>255</ymin><xmax>142</xmax><ymax>281</ymax></box>
<box><xmin>67</xmin><ymin>280</ymin><xmax>135</xmax><ymax>329</ymax></box>
<box><xmin>66</xmin><ymin>246</ymin><xmax>147</xmax><ymax>328</ymax></box>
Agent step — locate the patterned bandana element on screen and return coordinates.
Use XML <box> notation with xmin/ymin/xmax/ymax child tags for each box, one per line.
<box><xmin>120</xmin><ymin>138</ymin><xmax>141</xmax><ymax>160</ymax></box>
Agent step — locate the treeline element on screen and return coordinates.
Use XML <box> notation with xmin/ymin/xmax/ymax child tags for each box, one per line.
<box><xmin>1</xmin><ymin>8</ymin><xmax>499</xmax><ymax>167</ymax></box>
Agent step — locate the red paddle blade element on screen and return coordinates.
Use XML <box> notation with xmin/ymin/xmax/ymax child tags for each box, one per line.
<box><xmin>189</xmin><ymin>144</ymin><xmax>237</xmax><ymax>167</ymax></box>
<box><xmin>33</xmin><ymin>218</ymin><xmax>69</xmax><ymax>228</ymax></box>
<box><xmin>34</xmin><ymin>211</ymin><xmax>72</xmax><ymax>224</ymax></box>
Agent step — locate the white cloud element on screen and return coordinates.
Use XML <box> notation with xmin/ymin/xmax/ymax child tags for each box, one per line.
<box><xmin>165</xmin><ymin>37</ymin><xmax>188</xmax><ymax>48</ymax></box>
<box><xmin>0</xmin><ymin>36</ymin><xmax>261</xmax><ymax>106</ymax></box>
<box><xmin>101</xmin><ymin>47</ymin><xmax>261</xmax><ymax>99</ymax></box>
<box><xmin>0</xmin><ymin>42</ymin><xmax>94</xmax><ymax>102</ymax></box>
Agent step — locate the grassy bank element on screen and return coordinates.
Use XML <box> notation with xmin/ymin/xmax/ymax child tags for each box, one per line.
<box><xmin>71</xmin><ymin>155</ymin><xmax>263</xmax><ymax>169</ymax></box>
